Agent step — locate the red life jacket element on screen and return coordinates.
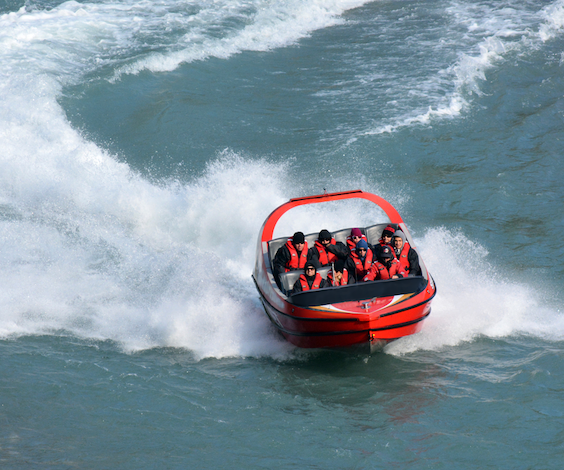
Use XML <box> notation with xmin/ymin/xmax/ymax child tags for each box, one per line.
<box><xmin>378</xmin><ymin>239</ymin><xmax>394</xmax><ymax>249</ymax></box>
<box><xmin>350</xmin><ymin>249</ymin><xmax>373</xmax><ymax>278</ymax></box>
<box><xmin>396</xmin><ymin>242</ymin><xmax>411</xmax><ymax>273</ymax></box>
<box><xmin>298</xmin><ymin>273</ymin><xmax>323</xmax><ymax>291</ymax></box>
<box><xmin>346</xmin><ymin>234</ymin><xmax>368</xmax><ymax>252</ymax></box>
<box><xmin>327</xmin><ymin>268</ymin><xmax>349</xmax><ymax>286</ymax></box>
<box><xmin>365</xmin><ymin>259</ymin><xmax>402</xmax><ymax>281</ymax></box>
<box><xmin>315</xmin><ymin>238</ymin><xmax>338</xmax><ymax>266</ymax></box>
<box><xmin>284</xmin><ymin>239</ymin><xmax>309</xmax><ymax>272</ymax></box>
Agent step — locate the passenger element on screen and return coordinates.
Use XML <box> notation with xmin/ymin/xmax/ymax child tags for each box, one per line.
<box><xmin>363</xmin><ymin>245</ymin><xmax>405</xmax><ymax>281</ymax></box>
<box><xmin>291</xmin><ymin>261</ymin><xmax>329</xmax><ymax>294</ymax></box>
<box><xmin>391</xmin><ymin>230</ymin><xmax>421</xmax><ymax>276</ymax></box>
<box><xmin>327</xmin><ymin>259</ymin><xmax>355</xmax><ymax>286</ymax></box>
<box><xmin>273</xmin><ymin>231</ymin><xmax>311</xmax><ymax>288</ymax></box>
<box><xmin>345</xmin><ymin>227</ymin><xmax>369</xmax><ymax>253</ymax></box>
<box><xmin>373</xmin><ymin>224</ymin><xmax>396</xmax><ymax>259</ymax></box>
<box><xmin>348</xmin><ymin>239</ymin><xmax>373</xmax><ymax>282</ymax></box>
<box><xmin>309</xmin><ymin>229</ymin><xmax>348</xmax><ymax>268</ymax></box>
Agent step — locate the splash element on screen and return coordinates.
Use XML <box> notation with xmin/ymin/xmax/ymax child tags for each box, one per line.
<box><xmin>0</xmin><ymin>0</ymin><xmax>372</xmax><ymax>359</ymax></box>
<box><xmin>385</xmin><ymin>228</ymin><xmax>564</xmax><ymax>355</ymax></box>
<box><xmin>2</xmin><ymin>0</ymin><xmax>562</xmax><ymax>360</ymax></box>
<box><xmin>0</xmin><ymin>149</ymin><xmax>295</xmax><ymax>358</ymax></box>
<box><xmin>2</xmin><ymin>147</ymin><xmax>561</xmax><ymax>358</ymax></box>
<box><xmin>539</xmin><ymin>0</ymin><xmax>564</xmax><ymax>42</ymax></box>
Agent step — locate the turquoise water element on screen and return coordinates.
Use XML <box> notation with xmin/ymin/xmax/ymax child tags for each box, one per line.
<box><xmin>1</xmin><ymin>0</ymin><xmax>564</xmax><ymax>468</ymax></box>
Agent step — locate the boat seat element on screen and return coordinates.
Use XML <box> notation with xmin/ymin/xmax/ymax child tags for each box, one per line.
<box><xmin>267</xmin><ymin>232</ymin><xmax>324</xmax><ymax>268</ymax></box>
<box><xmin>305</xmin><ymin>233</ymin><xmax>318</xmax><ymax>248</ymax></box>
<box><xmin>278</xmin><ymin>266</ymin><xmax>332</xmax><ymax>294</ymax></box>
<box><xmin>268</xmin><ymin>237</ymin><xmax>289</xmax><ymax>265</ymax></box>
<box><xmin>331</xmin><ymin>227</ymin><xmax>366</xmax><ymax>245</ymax></box>
<box><xmin>317</xmin><ymin>266</ymin><xmax>331</xmax><ymax>279</ymax></box>
<box><xmin>268</xmin><ymin>232</ymin><xmax>320</xmax><ymax>263</ymax></box>
<box><xmin>279</xmin><ymin>271</ymin><xmax>302</xmax><ymax>294</ymax></box>
<box><xmin>364</xmin><ymin>223</ymin><xmax>398</xmax><ymax>245</ymax></box>
<box><xmin>269</xmin><ymin>224</ymin><xmax>401</xmax><ymax>274</ymax></box>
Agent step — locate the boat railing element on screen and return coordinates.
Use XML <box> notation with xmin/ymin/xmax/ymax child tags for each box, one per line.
<box><xmin>278</xmin><ymin>267</ymin><xmax>331</xmax><ymax>294</ymax></box>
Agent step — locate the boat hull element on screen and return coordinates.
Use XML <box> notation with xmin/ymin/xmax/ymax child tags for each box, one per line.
<box><xmin>255</xmin><ymin>275</ymin><xmax>433</xmax><ymax>349</ymax></box>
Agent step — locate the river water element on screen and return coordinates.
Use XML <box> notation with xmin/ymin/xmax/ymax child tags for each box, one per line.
<box><xmin>1</xmin><ymin>0</ymin><xmax>563</xmax><ymax>468</ymax></box>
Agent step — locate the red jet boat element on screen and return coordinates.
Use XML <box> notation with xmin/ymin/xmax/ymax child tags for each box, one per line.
<box><xmin>252</xmin><ymin>190</ymin><xmax>436</xmax><ymax>352</ymax></box>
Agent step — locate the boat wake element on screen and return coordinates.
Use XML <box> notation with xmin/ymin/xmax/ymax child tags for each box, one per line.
<box><xmin>0</xmin><ymin>151</ymin><xmax>295</xmax><ymax>359</ymax></box>
<box><xmin>363</xmin><ymin>0</ymin><xmax>564</xmax><ymax>135</ymax></box>
<box><xmin>386</xmin><ymin>228</ymin><xmax>564</xmax><ymax>356</ymax></box>
<box><xmin>1</xmin><ymin>150</ymin><xmax>562</xmax><ymax>359</ymax></box>
<box><xmin>1</xmin><ymin>0</ymin><xmax>562</xmax><ymax>359</ymax></box>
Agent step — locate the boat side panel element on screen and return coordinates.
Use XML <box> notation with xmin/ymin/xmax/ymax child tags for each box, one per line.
<box><xmin>272</xmin><ymin>307</ymin><xmax>430</xmax><ymax>349</ymax></box>
<box><xmin>259</xmin><ymin>288</ymin><xmax>432</xmax><ymax>342</ymax></box>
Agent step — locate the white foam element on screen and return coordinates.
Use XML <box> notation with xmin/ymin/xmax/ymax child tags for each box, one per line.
<box><xmin>1</xmin><ymin>0</ymin><xmax>372</xmax><ymax>86</ymax></box>
<box><xmin>364</xmin><ymin>0</ymin><xmax>564</xmax><ymax>135</ymax></box>
<box><xmin>539</xmin><ymin>0</ymin><xmax>564</xmax><ymax>42</ymax></box>
<box><xmin>0</xmin><ymin>146</ymin><xmax>297</xmax><ymax>358</ymax></box>
<box><xmin>385</xmin><ymin>228</ymin><xmax>564</xmax><ymax>356</ymax></box>
<box><xmin>2</xmin><ymin>0</ymin><xmax>563</xmax><ymax>359</ymax></box>
<box><xmin>0</xmin><ymin>0</ymin><xmax>373</xmax><ymax>358</ymax></box>
<box><xmin>112</xmin><ymin>0</ymin><xmax>373</xmax><ymax>79</ymax></box>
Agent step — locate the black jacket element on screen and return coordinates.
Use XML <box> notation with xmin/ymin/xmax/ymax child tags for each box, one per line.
<box><xmin>272</xmin><ymin>244</ymin><xmax>312</xmax><ymax>288</ymax></box>
<box><xmin>308</xmin><ymin>241</ymin><xmax>349</xmax><ymax>268</ymax></box>
<box><xmin>393</xmin><ymin>246</ymin><xmax>421</xmax><ymax>276</ymax></box>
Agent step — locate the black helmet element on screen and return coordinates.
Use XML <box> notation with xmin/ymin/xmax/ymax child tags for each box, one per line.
<box><xmin>378</xmin><ymin>246</ymin><xmax>394</xmax><ymax>261</ymax></box>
